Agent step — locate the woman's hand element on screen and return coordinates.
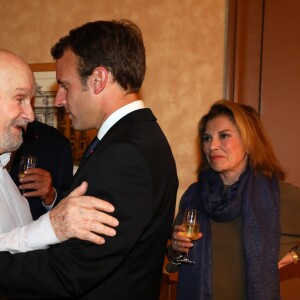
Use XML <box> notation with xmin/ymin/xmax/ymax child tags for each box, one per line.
<box><xmin>171</xmin><ymin>225</ymin><xmax>203</xmax><ymax>253</ymax></box>
<box><xmin>278</xmin><ymin>252</ymin><xmax>294</xmax><ymax>269</ymax></box>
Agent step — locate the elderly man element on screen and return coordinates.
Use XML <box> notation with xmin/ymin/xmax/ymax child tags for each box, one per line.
<box><xmin>0</xmin><ymin>19</ymin><xmax>178</xmax><ymax>300</ymax></box>
<box><xmin>0</xmin><ymin>49</ymin><xmax>118</xmax><ymax>253</ymax></box>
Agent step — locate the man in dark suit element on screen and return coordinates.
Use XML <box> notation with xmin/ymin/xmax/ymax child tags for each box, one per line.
<box><xmin>9</xmin><ymin>120</ymin><xmax>74</xmax><ymax>220</ymax></box>
<box><xmin>0</xmin><ymin>20</ymin><xmax>178</xmax><ymax>299</ymax></box>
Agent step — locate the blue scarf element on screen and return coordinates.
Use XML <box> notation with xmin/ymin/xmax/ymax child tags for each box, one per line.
<box><xmin>177</xmin><ymin>166</ymin><xmax>280</xmax><ymax>300</ymax></box>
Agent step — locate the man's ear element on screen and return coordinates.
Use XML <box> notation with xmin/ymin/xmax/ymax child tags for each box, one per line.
<box><xmin>91</xmin><ymin>67</ymin><xmax>108</xmax><ymax>94</ymax></box>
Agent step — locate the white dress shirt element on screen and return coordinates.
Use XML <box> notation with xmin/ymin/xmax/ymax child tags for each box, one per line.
<box><xmin>0</xmin><ymin>153</ymin><xmax>59</xmax><ymax>253</ymax></box>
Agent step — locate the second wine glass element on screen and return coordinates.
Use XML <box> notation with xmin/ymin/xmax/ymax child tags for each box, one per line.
<box><xmin>19</xmin><ymin>155</ymin><xmax>37</xmax><ymax>195</ymax></box>
<box><xmin>178</xmin><ymin>209</ymin><xmax>199</xmax><ymax>264</ymax></box>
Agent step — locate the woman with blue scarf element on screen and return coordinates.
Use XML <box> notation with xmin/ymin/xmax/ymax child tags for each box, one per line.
<box><xmin>167</xmin><ymin>101</ymin><xmax>298</xmax><ymax>299</ymax></box>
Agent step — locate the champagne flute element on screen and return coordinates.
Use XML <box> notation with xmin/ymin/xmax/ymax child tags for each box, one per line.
<box><xmin>178</xmin><ymin>209</ymin><xmax>199</xmax><ymax>264</ymax></box>
<box><xmin>19</xmin><ymin>155</ymin><xmax>37</xmax><ymax>195</ymax></box>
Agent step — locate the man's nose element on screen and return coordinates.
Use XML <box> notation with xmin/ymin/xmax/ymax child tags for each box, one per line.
<box><xmin>55</xmin><ymin>88</ymin><xmax>66</xmax><ymax>107</ymax></box>
<box><xmin>22</xmin><ymin>103</ymin><xmax>34</xmax><ymax>122</ymax></box>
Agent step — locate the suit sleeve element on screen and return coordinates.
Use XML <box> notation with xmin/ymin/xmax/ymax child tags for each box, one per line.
<box><xmin>0</xmin><ymin>142</ymin><xmax>153</xmax><ymax>298</ymax></box>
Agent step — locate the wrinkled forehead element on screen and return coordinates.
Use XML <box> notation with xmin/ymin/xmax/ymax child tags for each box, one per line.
<box><xmin>0</xmin><ymin>62</ymin><xmax>36</xmax><ymax>97</ymax></box>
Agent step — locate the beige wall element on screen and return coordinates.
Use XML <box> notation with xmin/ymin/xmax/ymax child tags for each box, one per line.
<box><xmin>0</xmin><ymin>0</ymin><xmax>226</xmax><ymax>212</ymax></box>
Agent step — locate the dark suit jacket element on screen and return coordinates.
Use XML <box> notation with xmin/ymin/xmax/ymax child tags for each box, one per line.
<box><xmin>9</xmin><ymin>120</ymin><xmax>73</xmax><ymax>220</ymax></box>
<box><xmin>0</xmin><ymin>109</ymin><xmax>178</xmax><ymax>300</ymax></box>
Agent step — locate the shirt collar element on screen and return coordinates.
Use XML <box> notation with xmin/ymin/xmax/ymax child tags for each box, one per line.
<box><xmin>0</xmin><ymin>153</ymin><xmax>11</xmax><ymax>169</ymax></box>
<box><xmin>97</xmin><ymin>100</ymin><xmax>145</xmax><ymax>140</ymax></box>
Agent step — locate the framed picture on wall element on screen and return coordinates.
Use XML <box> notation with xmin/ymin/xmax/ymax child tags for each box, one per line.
<box><xmin>30</xmin><ymin>64</ymin><xmax>59</xmax><ymax>127</ymax></box>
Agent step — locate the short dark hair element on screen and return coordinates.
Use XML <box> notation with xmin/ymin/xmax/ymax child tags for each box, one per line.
<box><xmin>51</xmin><ymin>19</ymin><xmax>146</xmax><ymax>93</ymax></box>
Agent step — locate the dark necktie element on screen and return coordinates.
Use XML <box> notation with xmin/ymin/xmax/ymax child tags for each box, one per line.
<box><xmin>82</xmin><ymin>137</ymin><xmax>99</xmax><ymax>161</ymax></box>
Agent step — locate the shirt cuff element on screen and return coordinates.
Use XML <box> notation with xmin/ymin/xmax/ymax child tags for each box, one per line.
<box><xmin>25</xmin><ymin>212</ymin><xmax>60</xmax><ymax>251</ymax></box>
<box><xmin>42</xmin><ymin>188</ymin><xmax>57</xmax><ymax>211</ymax></box>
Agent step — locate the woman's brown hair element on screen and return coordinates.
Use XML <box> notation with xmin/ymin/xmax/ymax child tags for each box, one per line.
<box><xmin>198</xmin><ymin>100</ymin><xmax>286</xmax><ymax>180</ymax></box>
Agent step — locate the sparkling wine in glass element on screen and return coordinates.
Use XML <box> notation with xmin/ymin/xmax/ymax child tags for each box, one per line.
<box><xmin>178</xmin><ymin>209</ymin><xmax>199</xmax><ymax>264</ymax></box>
<box><xmin>19</xmin><ymin>155</ymin><xmax>37</xmax><ymax>195</ymax></box>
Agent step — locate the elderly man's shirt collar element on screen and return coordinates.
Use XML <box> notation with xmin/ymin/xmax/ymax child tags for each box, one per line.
<box><xmin>0</xmin><ymin>153</ymin><xmax>11</xmax><ymax>168</ymax></box>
